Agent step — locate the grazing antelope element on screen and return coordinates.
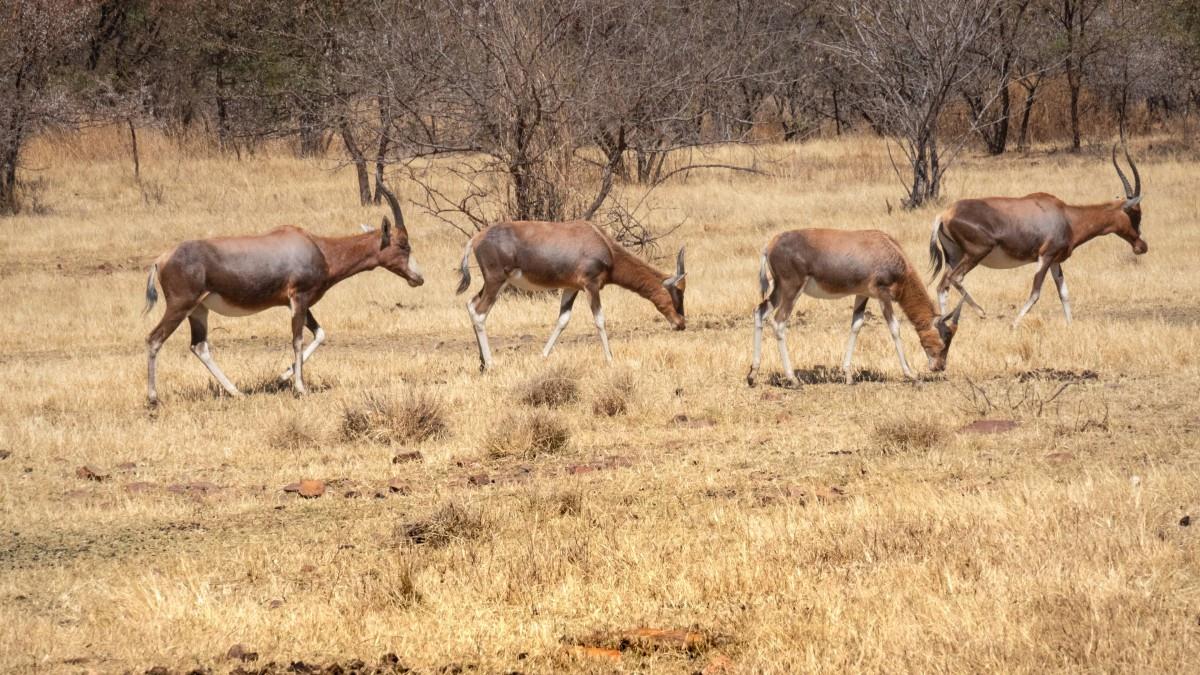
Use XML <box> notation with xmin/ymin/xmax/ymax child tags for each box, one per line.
<box><xmin>143</xmin><ymin>186</ymin><xmax>423</xmax><ymax>405</ymax></box>
<box><xmin>930</xmin><ymin>145</ymin><xmax>1146</xmax><ymax>327</ymax></box>
<box><xmin>747</xmin><ymin>229</ymin><xmax>963</xmax><ymax>387</ymax></box>
<box><xmin>455</xmin><ymin>221</ymin><xmax>686</xmax><ymax>370</ymax></box>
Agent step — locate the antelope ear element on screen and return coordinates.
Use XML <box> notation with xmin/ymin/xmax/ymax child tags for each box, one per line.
<box><xmin>1123</xmin><ymin>194</ymin><xmax>1143</xmax><ymax>210</ymax></box>
<box><xmin>380</xmin><ymin>217</ymin><xmax>392</xmax><ymax>249</ymax></box>
<box><xmin>360</xmin><ymin>223</ymin><xmax>376</xmax><ymax>233</ymax></box>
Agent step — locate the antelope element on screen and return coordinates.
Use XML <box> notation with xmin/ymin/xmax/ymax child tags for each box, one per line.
<box><xmin>747</xmin><ymin>229</ymin><xmax>964</xmax><ymax>387</ymax></box>
<box><xmin>930</xmin><ymin>145</ymin><xmax>1145</xmax><ymax>327</ymax></box>
<box><xmin>455</xmin><ymin>220</ymin><xmax>686</xmax><ymax>371</ymax></box>
<box><xmin>143</xmin><ymin>185</ymin><xmax>423</xmax><ymax>405</ymax></box>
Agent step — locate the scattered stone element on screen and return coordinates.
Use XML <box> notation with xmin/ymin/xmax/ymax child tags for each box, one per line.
<box><xmin>672</xmin><ymin>414</ymin><xmax>715</xmax><ymax>429</ymax></box>
<box><xmin>1181</xmin><ymin>515</ymin><xmax>1192</xmax><ymax>527</ymax></box>
<box><xmin>392</xmin><ymin>451</ymin><xmax>423</xmax><ymax>464</ymax></box>
<box><xmin>268</xmin><ymin>598</ymin><xmax>285</xmax><ymax>609</ymax></box>
<box><xmin>1017</xmin><ymin>368</ymin><xmax>1099</xmax><ymax>383</ymax></box>
<box><xmin>959</xmin><ymin>419</ymin><xmax>1020</xmax><ymax>434</ymax></box>
<box><xmin>145</xmin><ymin>667</ymin><xmax>171</xmax><ymax>675</ymax></box>
<box><xmin>167</xmin><ymin>481</ymin><xmax>222</xmax><ymax>495</ymax></box>
<box><xmin>388</xmin><ymin>478</ymin><xmax>411</xmax><ymax>494</ymax></box>
<box><xmin>283</xmin><ymin>482</ymin><xmax>301</xmax><ymax>493</ymax></box>
<box><xmin>115</xmin><ymin>461</ymin><xmax>138</xmax><ymax>471</ymax></box>
<box><xmin>0</xmin><ymin>450</ymin><xmax>10</xmax><ymax>460</ymax></box>
<box><xmin>1044</xmin><ymin>452</ymin><xmax>1075</xmax><ymax>464</ymax></box>
<box><xmin>343</xmin><ymin>490</ymin><xmax>361</xmax><ymax>499</ymax></box>
<box><xmin>226</xmin><ymin>644</ymin><xmax>259</xmax><ymax>662</ymax></box>
<box><xmin>467</xmin><ymin>473</ymin><xmax>492</xmax><ymax>487</ymax></box>
<box><xmin>298</xmin><ymin>479</ymin><xmax>325</xmax><ymax>498</ymax></box>
<box><xmin>373</xmin><ymin>490</ymin><xmax>389</xmax><ymax>499</ymax></box>
<box><xmin>75</xmin><ymin>465</ymin><xmax>108</xmax><ymax>482</ymax></box>
<box><xmin>124</xmin><ymin>481</ymin><xmax>158</xmax><ymax>494</ymax></box>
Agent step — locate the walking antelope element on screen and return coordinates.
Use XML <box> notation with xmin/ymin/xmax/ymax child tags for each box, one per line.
<box><xmin>747</xmin><ymin>229</ymin><xmax>963</xmax><ymax>387</ymax></box>
<box><xmin>143</xmin><ymin>186</ymin><xmax>423</xmax><ymax>405</ymax></box>
<box><xmin>455</xmin><ymin>220</ymin><xmax>686</xmax><ymax>370</ymax></box>
<box><xmin>930</xmin><ymin>146</ymin><xmax>1146</xmax><ymax>327</ymax></box>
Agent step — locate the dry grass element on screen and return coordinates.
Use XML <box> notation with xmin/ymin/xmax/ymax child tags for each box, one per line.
<box><xmin>485</xmin><ymin>410</ymin><xmax>572</xmax><ymax>459</ymax></box>
<box><xmin>518</xmin><ymin>365</ymin><xmax>581</xmax><ymax>408</ymax></box>
<box><xmin>1</xmin><ymin>127</ymin><xmax>1198</xmax><ymax>673</ymax></box>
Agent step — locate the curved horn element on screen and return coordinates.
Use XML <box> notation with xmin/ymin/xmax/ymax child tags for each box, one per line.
<box><xmin>675</xmin><ymin>246</ymin><xmax>686</xmax><ymax>277</ymax></box>
<box><xmin>378</xmin><ymin>183</ymin><xmax>407</xmax><ymax>236</ymax></box>
<box><xmin>1112</xmin><ymin>144</ymin><xmax>1133</xmax><ymax>199</ymax></box>
<box><xmin>1125</xmin><ymin>146</ymin><xmax>1141</xmax><ymax>197</ymax></box>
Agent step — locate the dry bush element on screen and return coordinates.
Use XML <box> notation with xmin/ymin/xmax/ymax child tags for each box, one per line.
<box><xmin>591</xmin><ymin>371</ymin><xmax>636</xmax><ymax>417</ymax></box>
<box><xmin>519</xmin><ymin>366</ymin><xmax>580</xmax><ymax>408</ymax></box>
<box><xmin>341</xmin><ymin>392</ymin><xmax>448</xmax><ymax>444</ymax></box>
<box><xmin>396</xmin><ymin>502</ymin><xmax>485</xmax><ymax>548</ymax></box>
<box><xmin>269</xmin><ymin>414</ymin><xmax>324</xmax><ymax>451</ymax></box>
<box><xmin>870</xmin><ymin>417</ymin><xmax>949</xmax><ymax>455</ymax></box>
<box><xmin>485</xmin><ymin>411</ymin><xmax>571</xmax><ymax>459</ymax></box>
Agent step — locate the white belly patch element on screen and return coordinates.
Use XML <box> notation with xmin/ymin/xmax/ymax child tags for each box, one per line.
<box><xmin>981</xmin><ymin>249</ymin><xmax>1032</xmax><ymax>269</ymax></box>
<box><xmin>507</xmin><ymin>270</ymin><xmax>555</xmax><ymax>292</ymax></box>
<box><xmin>200</xmin><ymin>293</ymin><xmax>260</xmax><ymax>317</ymax></box>
<box><xmin>802</xmin><ymin>278</ymin><xmax>852</xmax><ymax>300</ymax></box>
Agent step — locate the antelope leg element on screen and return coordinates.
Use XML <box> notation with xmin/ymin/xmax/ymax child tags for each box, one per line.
<box><xmin>187</xmin><ymin>307</ymin><xmax>242</xmax><ymax>397</ymax></box>
<box><xmin>468</xmin><ymin>283</ymin><xmax>501</xmax><ymax>372</ymax></box>
<box><xmin>747</xmin><ymin>297</ymin><xmax>774</xmax><ymax>386</ymax></box>
<box><xmin>587</xmin><ymin>289</ymin><xmax>613</xmax><ymax>363</ymax></box>
<box><xmin>1013</xmin><ymin>256</ymin><xmax>1053</xmax><ymax>328</ymax></box>
<box><xmin>1050</xmin><ymin>263</ymin><xmax>1071</xmax><ymax>324</ymax></box>
<box><xmin>879</xmin><ymin>298</ymin><xmax>915</xmax><ymax>380</ymax></box>
<box><xmin>841</xmin><ymin>295</ymin><xmax>869</xmax><ymax>384</ymax></box>
<box><xmin>146</xmin><ymin>305</ymin><xmax>192</xmax><ymax>405</ymax></box>
<box><xmin>771</xmin><ymin>280</ymin><xmax>802</xmax><ymax>387</ymax></box>
<box><xmin>542</xmin><ymin>290</ymin><xmax>578</xmax><ymax>357</ymax></box>
<box><xmin>279</xmin><ymin>310</ymin><xmax>325</xmax><ymax>381</ymax></box>
<box><xmin>288</xmin><ymin>299</ymin><xmax>309</xmax><ymax>394</ymax></box>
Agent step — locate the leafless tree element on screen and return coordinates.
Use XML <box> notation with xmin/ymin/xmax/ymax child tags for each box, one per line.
<box><xmin>828</xmin><ymin>0</ymin><xmax>1004</xmax><ymax>207</ymax></box>
<box><xmin>1</xmin><ymin>0</ymin><xmax>96</xmax><ymax>214</ymax></box>
<box><xmin>1041</xmin><ymin>0</ymin><xmax>1109</xmax><ymax>151</ymax></box>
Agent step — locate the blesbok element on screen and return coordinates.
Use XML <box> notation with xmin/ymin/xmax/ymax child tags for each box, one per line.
<box><xmin>455</xmin><ymin>220</ymin><xmax>686</xmax><ymax>371</ymax></box>
<box><xmin>747</xmin><ymin>229</ymin><xmax>963</xmax><ymax>387</ymax></box>
<box><xmin>143</xmin><ymin>185</ymin><xmax>423</xmax><ymax>405</ymax></box>
<box><xmin>930</xmin><ymin>145</ymin><xmax>1146</xmax><ymax>327</ymax></box>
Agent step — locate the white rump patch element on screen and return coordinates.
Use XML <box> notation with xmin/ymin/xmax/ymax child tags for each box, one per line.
<box><xmin>802</xmin><ymin>278</ymin><xmax>852</xmax><ymax>300</ymax></box>
<box><xmin>201</xmin><ymin>293</ymin><xmax>260</xmax><ymax>317</ymax></box>
<box><xmin>507</xmin><ymin>269</ymin><xmax>554</xmax><ymax>292</ymax></box>
<box><xmin>981</xmin><ymin>248</ymin><xmax>1032</xmax><ymax>269</ymax></box>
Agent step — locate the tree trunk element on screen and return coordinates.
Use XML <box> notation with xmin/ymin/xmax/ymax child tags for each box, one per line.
<box><xmin>373</xmin><ymin>99</ymin><xmax>393</xmax><ymax>205</ymax></box>
<box><xmin>1067</xmin><ymin>62</ymin><xmax>1083</xmax><ymax>151</ymax></box>
<box><xmin>128</xmin><ymin>119</ymin><xmax>140</xmax><ymax>179</ymax></box>
<box><xmin>340</xmin><ymin>122</ymin><xmax>372</xmax><ymax>206</ymax></box>
<box><xmin>0</xmin><ymin>147</ymin><xmax>18</xmax><ymax>215</ymax></box>
<box><xmin>1017</xmin><ymin>80</ymin><xmax>1040</xmax><ymax>152</ymax></box>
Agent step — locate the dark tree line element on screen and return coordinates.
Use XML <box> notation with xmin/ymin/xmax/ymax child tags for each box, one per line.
<box><xmin>3</xmin><ymin>0</ymin><xmax>1200</xmax><ymax>215</ymax></box>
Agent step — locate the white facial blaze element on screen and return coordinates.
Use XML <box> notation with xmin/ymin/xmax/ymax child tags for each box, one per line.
<box><xmin>407</xmin><ymin>253</ymin><xmax>422</xmax><ymax>278</ymax></box>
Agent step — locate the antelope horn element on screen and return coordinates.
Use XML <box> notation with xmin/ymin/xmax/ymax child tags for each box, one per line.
<box><xmin>378</xmin><ymin>182</ymin><xmax>407</xmax><ymax>235</ymax></box>
<box><xmin>663</xmin><ymin>246</ymin><xmax>686</xmax><ymax>287</ymax></box>
<box><xmin>1112</xmin><ymin>144</ymin><xmax>1133</xmax><ymax>199</ymax></box>
<box><xmin>1125</xmin><ymin>146</ymin><xmax>1141</xmax><ymax>198</ymax></box>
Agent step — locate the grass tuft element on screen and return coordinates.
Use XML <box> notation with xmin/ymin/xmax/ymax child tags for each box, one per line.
<box><xmin>341</xmin><ymin>392</ymin><xmax>448</xmax><ymax>444</ymax></box>
<box><xmin>591</xmin><ymin>371</ymin><xmax>636</xmax><ymax>417</ymax></box>
<box><xmin>871</xmin><ymin>417</ymin><xmax>949</xmax><ymax>455</ymax></box>
<box><xmin>397</xmin><ymin>502</ymin><xmax>485</xmax><ymax>548</ymax></box>
<box><xmin>485</xmin><ymin>410</ymin><xmax>571</xmax><ymax>459</ymax></box>
<box><xmin>519</xmin><ymin>366</ymin><xmax>580</xmax><ymax>408</ymax></box>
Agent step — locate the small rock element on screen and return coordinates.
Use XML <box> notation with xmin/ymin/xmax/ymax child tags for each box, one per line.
<box><xmin>115</xmin><ymin>461</ymin><xmax>138</xmax><ymax>471</ymax></box>
<box><xmin>75</xmin><ymin>465</ymin><xmax>108</xmax><ymax>482</ymax></box>
<box><xmin>283</xmin><ymin>482</ymin><xmax>301</xmax><ymax>493</ymax></box>
<box><xmin>343</xmin><ymin>490</ymin><xmax>361</xmax><ymax>499</ymax></box>
<box><xmin>1181</xmin><ymin>515</ymin><xmax>1192</xmax><ymax>527</ymax></box>
<box><xmin>268</xmin><ymin>598</ymin><xmax>285</xmax><ymax>609</ymax></box>
<box><xmin>373</xmin><ymin>490</ymin><xmax>389</xmax><ymax>499</ymax></box>
<box><xmin>226</xmin><ymin>644</ymin><xmax>259</xmax><ymax>662</ymax></box>
<box><xmin>145</xmin><ymin>667</ymin><xmax>171</xmax><ymax>675</ymax></box>
<box><xmin>298</xmin><ymin>479</ymin><xmax>325</xmax><ymax>498</ymax></box>
<box><xmin>387</xmin><ymin>478</ymin><xmax>411</xmax><ymax>494</ymax></box>
<box><xmin>959</xmin><ymin>419</ymin><xmax>1020</xmax><ymax>434</ymax></box>
<box><xmin>380</xmin><ymin>653</ymin><xmax>400</xmax><ymax>667</ymax></box>
<box><xmin>0</xmin><ymin>450</ymin><xmax>10</xmax><ymax>460</ymax></box>
<box><xmin>167</xmin><ymin>481</ymin><xmax>221</xmax><ymax>495</ymax></box>
<box><xmin>567</xmin><ymin>464</ymin><xmax>596</xmax><ymax>476</ymax></box>
<box><xmin>467</xmin><ymin>473</ymin><xmax>492</xmax><ymax>487</ymax></box>
<box><xmin>393</xmin><ymin>451</ymin><xmax>424</xmax><ymax>464</ymax></box>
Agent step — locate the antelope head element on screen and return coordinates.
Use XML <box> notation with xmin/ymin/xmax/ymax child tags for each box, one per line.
<box><xmin>661</xmin><ymin>246</ymin><xmax>687</xmax><ymax>330</ymax></box>
<box><xmin>926</xmin><ymin>300</ymin><xmax>964</xmax><ymax>372</ymax></box>
<box><xmin>1111</xmin><ymin>145</ymin><xmax>1147</xmax><ymax>255</ymax></box>
<box><xmin>376</xmin><ymin>185</ymin><xmax>425</xmax><ymax>287</ymax></box>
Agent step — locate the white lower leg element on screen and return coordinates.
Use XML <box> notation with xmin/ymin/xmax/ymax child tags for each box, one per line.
<box><xmin>542</xmin><ymin>310</ymin><xmax>572</xmax><ymax>357</ymax></box>
<box><xmin>468</xmin><ymin>299</ymin><xmax>493</xmax><ymax>370</ymax></box>
<box><xmin>937</xmin><ymin>288</ymin><xmax>949</xmax><ymax>315</ymax></box>
<box><xmin>292</xmin><ymin>337</ymin><xmax>306</xmax><ymax>394</ymax></box>
<box><xmin>280</xmin><ymin>327</ymin><xmax>325</xmax><ymax>380</ymax></box>
<box><xmin>1052</xmin><ymin>266</ymin><xmax>1071</xmax><ymax>324</ymax></box>
<box><xmin>147</xmin><ymin>342</ymin><xmax>162</xmax><ymax>403</ymax></box>
<box><xmin>593</xmin><ymin>308</ymin><xmax>613</xmax><ymax>363</ymax></box>
<box><xmin>191</xmin><ymin>341</ymin><xmax>242</xmax><ymax>396</ymax></box>
<box><xmin>773</xmin><ymin>319</ymin><xmax>798</xmax><ymax>385</ymax></box>
<box><xmin>887</xmin><ymin>316</ymin><xmax>914</xmax><ymax>379</ymax></box>
<box><xmin>748</xmin><ymin>303</ymin><xmax>770</xmax><ymax>382</ymax></box>
<box><xmin>842</xmin><ymin>314</ymin><xmax>866</xmax><ymax>383</ymax></box>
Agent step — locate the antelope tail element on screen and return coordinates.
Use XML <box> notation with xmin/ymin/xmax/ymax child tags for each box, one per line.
<box><xmin>758</xmin><ymin>251</ymin><xmax>770</xmax><ymax>299</ymax></box>
<box><xmin>143</xmin><ymin>263</ymin><xmax>159</xmax><ymax>315</ymax></box>
<box><xmin>455</xmin><ymin>237</ymin><xmax>476</xmax><ymax>295</ymax></box>
<box><xmin>928</xmin><ymin>214</ymin><xmax>945</xmax><ymax>282</ymax></box>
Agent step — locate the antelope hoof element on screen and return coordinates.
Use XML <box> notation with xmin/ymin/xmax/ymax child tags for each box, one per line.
<box><xmin>843</xmin><ymin>371</ymin><xmax>854</xmax><ymax>385</ymax></box>
<box><xmin>746</xmin><ymin>368</ymin><xmax>757</xmax><ymax>387</ymax></box>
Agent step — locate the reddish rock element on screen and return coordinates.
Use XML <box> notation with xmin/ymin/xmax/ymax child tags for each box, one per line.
<box><xmin>467</xmin><ymin>473</ymin><xmax>492</xmax><ymax>487</ymax></box>
<box><xmin>283</xmin><ymin>482</ymin><xmax>301</xmax><ymax>493</ymax></box>
<box><xmin>392</xmin><ymin>451</ymin><xmax>424</xmax><ymax>464</ymax></box>
<box><xmin>298</xmin><ymin>479</ymin><xmax>325</xmax><ymax>498</ymax></box>
<box><xmin>167</xmin><ymin>481</ymin><xmax>221</xmax><ymax>495</ymax></box>
<box><xmin>567</xmin><ymin>464</ymin><xmax>597</xmax><ymax>476</ymax></box>
<box><xmin>267</xmin><ymin>598</ymin><xmax>285</xmax><ymax>609</ymax></box>
<box><xmin>960</xmin><ymin>419</ymin><xmax>1020</xmax><ymax>434</ymax></box>
<box><xmin>387</xmin><ymin>478</ymin><xmax>411</xmax><ymax>494</ymax></box>
<box><xmin>75</xmin><ymin>465</ymin><xmax>108</xmax><ymax>482</ymax></box>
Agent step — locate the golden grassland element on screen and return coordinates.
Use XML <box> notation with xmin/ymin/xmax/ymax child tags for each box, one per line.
<box><xmin>1</xmin><ymin>129</ymin><xmax>1198</xmax><ymax>673</ymax></box>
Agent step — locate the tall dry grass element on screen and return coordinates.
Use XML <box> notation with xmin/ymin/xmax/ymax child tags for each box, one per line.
<box><xmin>0</xmin><ymin>127</ymin><xmax>1198</xmax><ymax>673</ymax></box>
